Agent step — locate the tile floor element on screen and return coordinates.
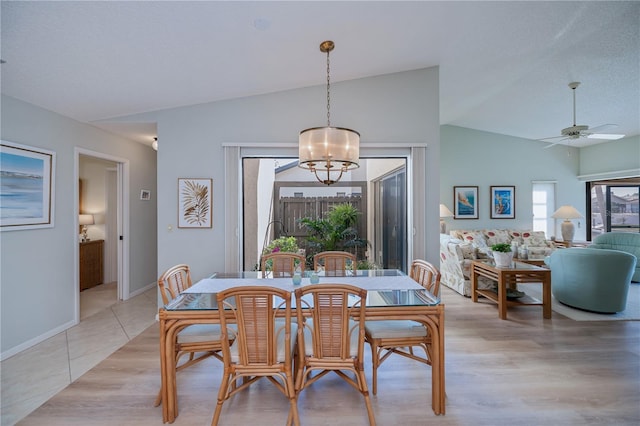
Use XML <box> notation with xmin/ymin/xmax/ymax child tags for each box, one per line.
<box><xmin>1</xmin><ymin>282</ymin><xmax>158</xmax><ymax>426</ymax></box>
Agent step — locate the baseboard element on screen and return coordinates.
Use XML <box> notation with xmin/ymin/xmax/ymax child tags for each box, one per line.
<box><xmin>1</xmin><ymin>319</ymin><xmax>76</xmax><ymax>361</ymax></box>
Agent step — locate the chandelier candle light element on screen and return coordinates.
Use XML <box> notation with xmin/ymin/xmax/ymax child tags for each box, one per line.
<box><xmin>299</xmin><ymin>40</ymin><xmax>360</xmax><ymax>185</ymax></box>
<box><xmin>551</xmin><ymin>205</ymin><xmax>583</xmax><ymax>242</ymax></box>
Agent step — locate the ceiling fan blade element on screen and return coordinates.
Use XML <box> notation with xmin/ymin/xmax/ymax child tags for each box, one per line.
<box><xmin>586</xmin><ymin>123</ymin><xmax>618</xmax><ymax>133</ymax></box>
<box><xmin>537</xmin><ymin>135</ymin><xmax>565</xmax><ymax>142</ymax></box>
<box><xmin>542</xmin><ymin>138</ymin><xmax>569</xmax><ymax>149</ymax></box>
<box><xmin>587</xmin><ymin>133</ymin><xmax>625</xmax><ymax>140</ymax></box>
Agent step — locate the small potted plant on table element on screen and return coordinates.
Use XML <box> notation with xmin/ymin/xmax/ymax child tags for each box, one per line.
<box><xmin>491</xmin><ymin>243</ymin><xmax>513</xmax><ymax>268</ymax></box>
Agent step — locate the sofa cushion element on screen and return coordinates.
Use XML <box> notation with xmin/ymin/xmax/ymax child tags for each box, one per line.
<box><xmin>461</xmin><ymin>231</ymin><xmax>488</xmax><ymax>248</ymax></box>
<box><xmin>484</xmin><ymin>229</ymin><xmax>511</xmax><ymax>246</ymax></box>
<box><xmin>521</xmin><ymin>231</ymin><xmax>551</xmax><ymax>248</ymax></box>
<box><xmin>508</xmin><ymin>230</ymin><xmax>525</xmax><ymax>245</ymax></box>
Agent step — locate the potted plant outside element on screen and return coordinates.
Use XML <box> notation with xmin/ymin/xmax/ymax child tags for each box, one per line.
<box><xmin>491</xmin><ymin>243</ymin><xmax>513</xmax><ymax>267</ymax></box>
<box><xmin>298</xmin><ymin>203</ymin><xmax>369</xmax><ymax>269</ymax></box>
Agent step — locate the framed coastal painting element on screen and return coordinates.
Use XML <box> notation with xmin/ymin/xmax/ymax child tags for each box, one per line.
<box><xmin>453</xmin><ymin>186</ymin><xmax>478</xmax><ymax>219</ymax></box>
<box><xmin>178</xmin><ymin>178</ymin><xmax>212</xmax><ymax>228</ymax></box>
<box><xmin>0</xmin><ymin>140</ymin><xmax>56</xmax><ymax>231</ymax></box>
<box><xmin>490</xmin><ymin>185</ymin><xmax>515</xmax><ymax>219</ymax></box>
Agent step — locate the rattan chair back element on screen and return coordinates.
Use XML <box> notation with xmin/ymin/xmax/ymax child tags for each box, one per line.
<box><xmin>261</xmin><ymin>252</ymin><xmax>305</xmax><ymax>278</ymax></box>
<box><xmin>410</xmin><ymin>259</ymin><xmax>441</xmax><ymax>297</ymax></box>
<box><xmin>313</xmin><ymin>251</ymin><xmax>356</xmax><ymax>276</ymax></box>
<box><xmin>157</xmin><ymin>264</ymin><xmax>192</xmax><ymax>305</ymax></box>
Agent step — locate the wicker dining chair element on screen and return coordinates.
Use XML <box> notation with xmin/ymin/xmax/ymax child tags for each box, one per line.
<box><xmin>364</xmin><ymin>259</ymin><xmax>441</xmax><ymax>395</ymax></box>
<box><xmin>261</xmin><ymin>252</ymin><xmax>305</xmax><ymax>278</ymax></box>
<box><xmin>294</xmin><ymin>284</ymin><xmax>376</xmax><ymax>426</ymax></box>
<box><xmin>313</xmin><ymin>251</ymin><xmax>356</xmax><ymax>276</ymax></box>
<box><xmin>154</xmin><ymin>264</ymin><xmax>227</xmax><ymax>407</ymax></box>
<box><xmin>211</xmin><ymin>286</ymin><xmax>299</xmax><ymax>426</ymax></box>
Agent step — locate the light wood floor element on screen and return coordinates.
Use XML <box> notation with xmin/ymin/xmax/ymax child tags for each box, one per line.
<box><xmin>17</xmin><ymin>286</ymin><xmax>640</xmax><ymax>426</ymax></box>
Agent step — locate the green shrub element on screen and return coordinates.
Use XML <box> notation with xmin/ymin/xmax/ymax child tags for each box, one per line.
<box><xmin>263</xmin><ymin>236</ymin><xmax>299</xmax><ymax>255</ymax></box>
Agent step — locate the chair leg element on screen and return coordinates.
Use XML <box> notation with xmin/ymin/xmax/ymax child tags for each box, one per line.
<box><xmin>368</xmin><ymin>341</ymin><xmax>379</xmax><ymax>396</ymax></box>
<box><xmin>357</xmin><ymin>368</ymin><xmax>376</xmax><ymax>426</ymax></box>
<box><xmin>153</xmin><ymin>388</ymin><xmax>162</xmax><ymax>407</ymax></box>
<box><xmin>211</xmin><ymin>372</ymin><xmax>231</xmax><ymax>426</ymax></box>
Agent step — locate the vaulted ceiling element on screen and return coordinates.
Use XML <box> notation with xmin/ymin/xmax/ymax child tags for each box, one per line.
<box><xmin>2</xmin><ymin>1</ymin><xmax>638</xmax><ymax>148</ymax></box>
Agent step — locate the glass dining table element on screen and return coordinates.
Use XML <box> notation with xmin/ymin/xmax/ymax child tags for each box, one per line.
<box><xmin>158</xmin><ymin>269</ymin><xmax>446</xmax><ymax>423</ymax></box>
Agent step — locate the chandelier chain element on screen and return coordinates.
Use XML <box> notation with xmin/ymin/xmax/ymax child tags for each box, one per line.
<box><xmin>326</xmin><ymin>48</ymin><xmax>331</xmax><ymax>127</ymax></box>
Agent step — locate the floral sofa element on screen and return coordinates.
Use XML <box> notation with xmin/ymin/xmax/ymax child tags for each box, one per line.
<box><xmin>439</xmin><ymin>229</ymin><xmax>556</xmax><ymax>296</ymax></box>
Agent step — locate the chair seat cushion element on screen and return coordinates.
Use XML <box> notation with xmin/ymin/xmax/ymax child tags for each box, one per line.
<box><xmin>364</xmin><ymin>320</ymin><xmax>427</xmax><ymax>339</ymax></box>
<box><xmin>177</xmin><ymin>324</ymin><xmax>224</xmax><ymax>343</ymax></box>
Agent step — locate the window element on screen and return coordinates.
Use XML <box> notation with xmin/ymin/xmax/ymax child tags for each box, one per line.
<box><xmin>589</xmin><ymin>180</ymin><xmax>640</xmax><ymax>238</ymax></box>
<box><xmin>532</xmin><ymin>182</ymin><xmax>556</xmax><ymax>238</ymax></box>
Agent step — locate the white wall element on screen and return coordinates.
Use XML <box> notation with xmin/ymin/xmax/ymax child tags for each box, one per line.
<box><xmin>579</xmin><ymin>135</ymin><xmax>640</xmax><ymax>179</ymax></box>
<box><xmin>112</xmin><ymin>68</ymin><xmax>440</xmax><ymax>282</ymax></box>
<box><xmin>440</xmin><ymin>125</ymin><xmax>587</xmax><ymax>240</ymax></box>
<box><xmin>0</xmin><ymin>95</ymin><xmax>158</xmax><ymax>358</ymax></box>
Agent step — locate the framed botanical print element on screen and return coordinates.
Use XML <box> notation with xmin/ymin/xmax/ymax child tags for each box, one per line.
<box><xmin>453</xmin><ymin>186</ymin><xmax>478</xmax><ymax>219</ymax></box>
<box><xmin>178</xmin><ymin>178</ymin><xmax>212</xmax><ymax>228</ymax></box>
<box><xmin>490</xmin><ymin>186</ymin><xmax>515</xmax><ymax>219</ymax></box>
<box><xmin>1</xmin><ymin>140</ymin><xmax>56</xmax><ymax>231</ymax></box>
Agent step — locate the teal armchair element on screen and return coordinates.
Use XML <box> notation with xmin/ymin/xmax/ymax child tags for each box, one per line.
<box><xmin>590</xmin><ymin>232</ymin><xmax>640</xmax><ymax>282</ymax></box>
<box><xmin>545</xmin><ymin>248</ymin><xmax>637</xmax><ymax>313</ymax></box>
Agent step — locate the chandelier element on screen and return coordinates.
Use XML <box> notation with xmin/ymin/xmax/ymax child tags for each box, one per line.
<box><xmin>298</xmin><ymin>40</ymin><xmax>360</xmax><ymax>185</ymax></box>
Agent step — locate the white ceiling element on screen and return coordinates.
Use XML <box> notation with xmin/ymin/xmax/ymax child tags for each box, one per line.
<box><xmin>2</xmin><ymin>1</ymin><xmax>639</xmax><ymax>148</ymax></box>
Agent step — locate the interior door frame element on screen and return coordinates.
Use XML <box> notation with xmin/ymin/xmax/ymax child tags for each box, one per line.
<box><xmin>74</xmin><ymin>148</ymin><xmax>130</xmax><ymax>323</ymax></box>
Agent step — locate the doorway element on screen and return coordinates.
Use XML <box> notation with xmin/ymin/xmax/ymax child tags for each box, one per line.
<box><xmin>241</xmin><ymin>156</ymin><xmax>408</xmax><ymax>273</ymax></box>
<box><xmin>374</xmin><ymin>166</ymin><xmax>407</xmax><ymax>270</ymax></box>
<box><xmin>75</xmin><ymin>149</ymin><xmax>129</xmax><ymax>323</ymax></box>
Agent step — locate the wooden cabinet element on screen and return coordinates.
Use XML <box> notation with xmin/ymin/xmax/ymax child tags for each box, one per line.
<box><xmin>80</xmin><ymin>239</ymin><xmax>104</xmax><ymax>291</ymax></box>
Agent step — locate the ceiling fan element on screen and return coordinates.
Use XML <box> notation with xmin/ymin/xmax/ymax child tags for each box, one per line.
<box><xmin>539</xmin><ymin>82</ymin><xmax>625</xmax><ymax>149</ymax></box>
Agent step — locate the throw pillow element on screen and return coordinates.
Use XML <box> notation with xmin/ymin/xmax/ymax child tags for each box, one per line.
<box><xmin>522</xmin><ymin>231</ymin><xmax>548</xmax><ymax>247</ymax></box>
<box><xmin>462</xmin><ymin>231</ymin><xmax>489</xmax><ymax>249</ymax></box>
<box><xmin>457</xmin><ymin>243</ymin><xmax>477</xmax><ymax>260</ymax></box>
<box><xmin>484</xmin><ymin>229</ymin><xmax>511</xmax><ymax>246</ymax></box>
<box><xmin>508</xmin><ymin>230</ymin><xmax>525</xmax><ymax>245</ymax></box>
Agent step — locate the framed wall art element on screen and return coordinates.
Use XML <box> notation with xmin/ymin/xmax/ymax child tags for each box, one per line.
<box><xmin>178</xmin><ymin>178</ymin><xmax>212</xmax><ymax>228</ymax></box>
<box><xmin>1</xmin><ymin>140</ymin><xmax>56</xmax><ymax>231</ymax></box>
<box><xmin>140</xmin><ymin>189</ymin><xmax>151</xmax><ymax>201</ymax></box>
<box><xmin>490</xmin><ymin>185</ymin><xmax>515</xmax><ymax>219</ymax></box>
<box><xmin>453</xmin><ymin>186</ymin><xmax>478</xmax><ymax>219</ymax></box>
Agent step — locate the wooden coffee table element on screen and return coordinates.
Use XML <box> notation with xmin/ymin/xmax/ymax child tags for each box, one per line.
<box><xmin>470</xmin><ymin>260</ymin><xmax>551</xmax><ymax>320</ymax></box>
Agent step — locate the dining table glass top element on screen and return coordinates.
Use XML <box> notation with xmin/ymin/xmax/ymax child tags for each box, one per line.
<box><xmin>164</xmin><ymin>269</ymin><xmax>440</xmax><ymax>310</ymax></box>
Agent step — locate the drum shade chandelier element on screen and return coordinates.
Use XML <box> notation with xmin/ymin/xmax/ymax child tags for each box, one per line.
<box><xmin>299</xmin><ymin>40</ymin><xmax>360</xmax><ymax>185</ymax></box>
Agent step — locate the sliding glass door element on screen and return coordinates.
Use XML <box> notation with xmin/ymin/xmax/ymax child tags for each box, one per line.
<box><xmin>589</xmin><ymin>182</ymin><xmax>639</xmax><ymax>238</ymax></box>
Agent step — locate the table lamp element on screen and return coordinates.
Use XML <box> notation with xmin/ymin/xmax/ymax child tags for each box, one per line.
<box><xmin>439</xmin><ymin>204</ymin><xmax>454</xmax><ymax>234</ymax></box>
<box><xmin>79</xmin><ymin>214</ymin><xmax>94</xmax><ymax>242</ymax></box>
<box><xmin>551</xmin><ymin>205</ymin><xmax>583</xmax><ymax>242</ymax></box>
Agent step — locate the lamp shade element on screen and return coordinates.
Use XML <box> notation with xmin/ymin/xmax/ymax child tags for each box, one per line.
<box><xmin>439</xmin><ymin>204</ymin><xmax>454</xmax><ymax>218</ymax></box>
<box><xmin>551</xmin><ymin>205</ymin><xmax>583</xmax><ymax>219</ymax></box>
<box><xmin>299</xmin><ymin>128</ymin><xmax>360</xmax><ymax>168</ymax></box>
<box><xmin>79</xmin><ymin>214</ymin><xmax>95</xmax><ymax>226</ymax></box>
<box><xmin>551</xmin><ymin>205</ymin><xmax>583</xmax><ymax>242</ymax></box>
